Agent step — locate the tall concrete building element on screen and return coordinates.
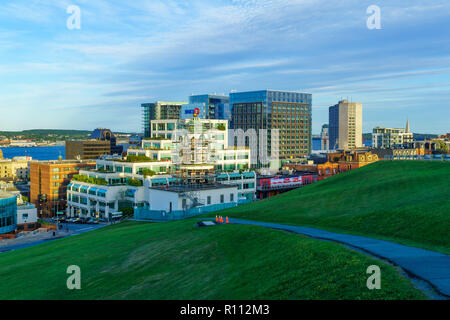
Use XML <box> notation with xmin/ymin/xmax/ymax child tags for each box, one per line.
<box><xmin>329</xmin><ymin>100</ymin><xmax>363</xmax><ymax>150</ymax></box>
<box><xmin>230</xmin><ymin>90</ymin><xmax>312</xmax><ymax>167</ymax></box>
<box><xmin>142</xmin><ymin>101</ymin><xmax>187</xmax><ymax>137</ymax></box>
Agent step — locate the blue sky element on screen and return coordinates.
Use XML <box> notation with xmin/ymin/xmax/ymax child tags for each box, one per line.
<box><xmin>0</xmin><ymin>0</ymin><xmax>449</xmax><ymax>134</ymax></box>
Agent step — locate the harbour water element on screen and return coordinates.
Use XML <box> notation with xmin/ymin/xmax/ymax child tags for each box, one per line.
<box><xmin>0</xmin><ymin>146</ymin><xmax>65</xmax><ymax>161</ymax></box>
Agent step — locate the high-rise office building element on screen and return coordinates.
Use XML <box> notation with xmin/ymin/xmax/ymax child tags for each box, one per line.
<box><xmin>180</xmin><ymin>94</ymin><xmax>230</xmax><ymax>120</ymax></box>
<box><xmin>230</xmin><ymin>90</ymin><xmax>312</xmax><ymax>165</ymax></box>
<box><xmin>329</xmin><ymin>100</ymin><xmax>363</xmax><ymax>150</ymax></box>
<box><xmin>142</xmin><ymin>101</ymin><xmax>187</xmax><ymax>137</ymax></box>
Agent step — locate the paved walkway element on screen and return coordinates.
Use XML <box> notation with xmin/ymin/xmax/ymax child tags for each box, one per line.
<box><xmin>0</xmin><ymin>223</ymin><xmax>105</xmax><ymax>253</ymax></box>
<box><xmin>226</xmin><ymin>218</ymin><xmax>450</xmax><ymax>298</ymax></box>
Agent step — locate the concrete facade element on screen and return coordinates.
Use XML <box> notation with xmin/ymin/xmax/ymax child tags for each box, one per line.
<box><xmin>329</xmin><ymin>100</ymin><xmax>363</xmax><ymax>150</ymax></box>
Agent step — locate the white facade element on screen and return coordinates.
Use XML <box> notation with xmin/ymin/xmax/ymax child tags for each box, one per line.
<box><xmin>65</xmin><ymin>118</ymin><xmax>255</xmax><ymax>218</ymax></box>
<box><xmin>17</xmin><ymin>203</ymin><xmax>38</xmax><ymax>225</ymax></box>
<box><xmin>149</xmin><ymin>185</ymin><xmax>238</xmax><ymax>212</ymax></box>
<box><xmin>372</xmin><ymin>123</ymin><xmax>413</xmax><ymax>148</ymax></box>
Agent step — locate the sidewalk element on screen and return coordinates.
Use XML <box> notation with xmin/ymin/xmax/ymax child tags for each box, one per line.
<box><xmin>0</xmin><ymin>229</ymin><xmax>71</xmax><ymax>247</ymax></box>
<box><xmin>227</xmin><ymin>218</ymin><xmax>450</xmax><ymax>298</ymax></box>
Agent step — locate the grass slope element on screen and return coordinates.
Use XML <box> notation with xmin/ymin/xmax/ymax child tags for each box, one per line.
<box><xmin>0</xmin><ymin>220</ymin><xmax>424</xmax><ymax>300</ymax></box>
<box><xmin>218</xmin><ymin>161</ymin><xmax>450</xmax><ymax>253</ymax></box>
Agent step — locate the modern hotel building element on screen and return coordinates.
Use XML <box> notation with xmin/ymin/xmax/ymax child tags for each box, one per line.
<box><xmin>229</xmin><ymin>90</ymin><xmax>312</xmax><ymax>166</ymax></box>
<box><xmin>141</xmin><ymin>101</ymin><xmax>188</xmax><ymax>138</ymax></box>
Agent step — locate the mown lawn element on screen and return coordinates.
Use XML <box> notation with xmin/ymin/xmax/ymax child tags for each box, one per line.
<box><xmin>0</xmin><ymin>220</ymin><xmax>425</xmax><ymax>300</ymax></box>
<box><xmin>214</xmin><ymin>161</ymin><xmax>450</xmax><ymax>254</ymax></box>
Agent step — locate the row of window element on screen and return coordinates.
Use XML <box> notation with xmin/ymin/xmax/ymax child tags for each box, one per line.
<box><xmin>0</xmin><ymin>216</ymin><xmax>13</xmax><ymax>228</ymax></box>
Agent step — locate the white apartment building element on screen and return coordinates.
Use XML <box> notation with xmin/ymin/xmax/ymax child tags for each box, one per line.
<box><xmin>372</xmin><ymin>121</ymin><xmax>413</xmax><ymax>148</ymax></box>
<box><xmin>66</xmin><ymin>118</ymin><xmax>256</xmax><ymax>219</ymax></box>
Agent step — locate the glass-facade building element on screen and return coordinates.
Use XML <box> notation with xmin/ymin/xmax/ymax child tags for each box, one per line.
<box><xmin>230</xmin><ymin>90</ymin><xmax>312</xmax><ymax>164</ymax></box>
<box><xmin>0</xmin><ymin>191</ymin><xmax>17</xmax><ymax>234</ymax></box>
<box><xmin>141</xmin><ymin>102</ymin><xmax>187</xmax><ymax>138</ymax></box>
<box><xmin>182</xmin><ymin>94</ymin><xmax>231</xmax><ymax>120</ymax></box>
<box><xmin>329</xmin><ymin>104</ymin><xmax>339</xmax><ymax>150</ymax></box>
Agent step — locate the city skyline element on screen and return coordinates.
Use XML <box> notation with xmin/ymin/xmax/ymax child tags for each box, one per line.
<box><xmin>0</xmin><ymin>0</ymin><xmax>449</xmax><ymax>134</ymax></box>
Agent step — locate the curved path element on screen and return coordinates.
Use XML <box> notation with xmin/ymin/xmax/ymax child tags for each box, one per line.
<box><xmin>225</xmin><ymin>218</ymin><xmax>450</xmax><ymax>298</ymax></box>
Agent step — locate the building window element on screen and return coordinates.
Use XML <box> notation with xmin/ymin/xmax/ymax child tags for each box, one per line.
<box><xmin>230</xmin><ymin>194</ymin><xmax>234</xmax><ymax>202</ymax></box>
<box><xmin>220</xmin><ymin>195</ymin><xmax>224</xmax><ymax>203</ymax></box>
<box><xmin>207</xmin><ymin>196</ymin><xmax>211</xmax><ymax>205</ymax></box>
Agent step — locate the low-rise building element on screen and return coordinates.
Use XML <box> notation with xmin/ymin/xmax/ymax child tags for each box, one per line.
<box><xmin>216</xmin><ymin>171</ymin><xmax>256</xmax><ymax>201</ymax></box>
<box><xmin>0</xmin><ymin>191</ymin><xmax>17</xmax><ymax>236</ymax></box>
<box><xmin>30</xmin><ymin>160</ymin><xmax>96</xmax><ymax>217</ymax></box>
<box><xmin>284</xmin><ymin>161</ymin><xmax>339</xmax><ymax>178</ymax></box>
<box><xmin>149</xmin><ymin>184</ymin><xmax>238</xmax><ymax>212</ymax></box>
<box><xmin>327</xmin><ymin>150</ymin><xmax>379</xmax><ymax>172</ymax></box>
<box><xmin>0</xmin><ymin>156</ymin><xmax>31</xmax><ymax>181</ymax></box>
<box><xmin>16</xmin><ymin>199</ymin><xmax>38</xmax><ymax>232</ymax></box>
<box><xmin>371</xmin><ymin>148</ymin><xmax>424</xmax><ymax>160</ymax></box>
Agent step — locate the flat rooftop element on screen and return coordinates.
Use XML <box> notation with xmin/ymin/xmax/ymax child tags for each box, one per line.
<box><xmin>30</xmin><ymin>160</ymin><xmax>95</xmax><ymax>165</ymax></box>
<box><xmin>150</xmin><ymin>183</ymin><xmax>237</xmax><ymax>193</ymax></box>
<box><xmin>0</xmin><ymin>190</ymin><xmax>15</xmax><ymax>199</ymax></box>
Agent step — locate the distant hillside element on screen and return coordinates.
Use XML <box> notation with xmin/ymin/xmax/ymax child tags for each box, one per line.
<box><xmin>0</xmin><ymin>129</ymin><xmax>134</xmax><ymax>142</ymax></box>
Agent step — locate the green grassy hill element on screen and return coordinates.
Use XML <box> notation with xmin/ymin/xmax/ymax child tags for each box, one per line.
<box><xmin>218</xmin><ymin>161</ymin><xmax>450</xmax><ymax>253</ymax></box>
<box><xmin>0</xmin><ymin>220</ymin><xmax>424</xmax><ymax>300</ymax></box>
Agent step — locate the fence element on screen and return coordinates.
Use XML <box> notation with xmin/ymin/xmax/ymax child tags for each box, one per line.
<box><xmin>134</xmin><ymin>202</ymin><xmax>238</xmax><ymax>222</ymax></box>
<box><xmin>384</xmin><ymin>154</ymin><xmax>450</xmax><ymax>161</ymax></box>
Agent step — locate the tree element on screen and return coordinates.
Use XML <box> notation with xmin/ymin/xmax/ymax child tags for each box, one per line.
<box><xmin>120</xmin><ymin>207</ymin><xmax>134</xmax><ymax>217</ymax></box>
<box><xmin>141</xmin><ymin>168</ymin><xmax>156</xmax><ymax>177</ymax></box>
<box><xmin>434</xmin><ymin>140</ymin><xmax>449</xmax><ymax>154</ymax></box>
<box><xmin>127</xmin><ymin>178</ymin><xmax>143</xmax><ymax>187</ymax></box>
